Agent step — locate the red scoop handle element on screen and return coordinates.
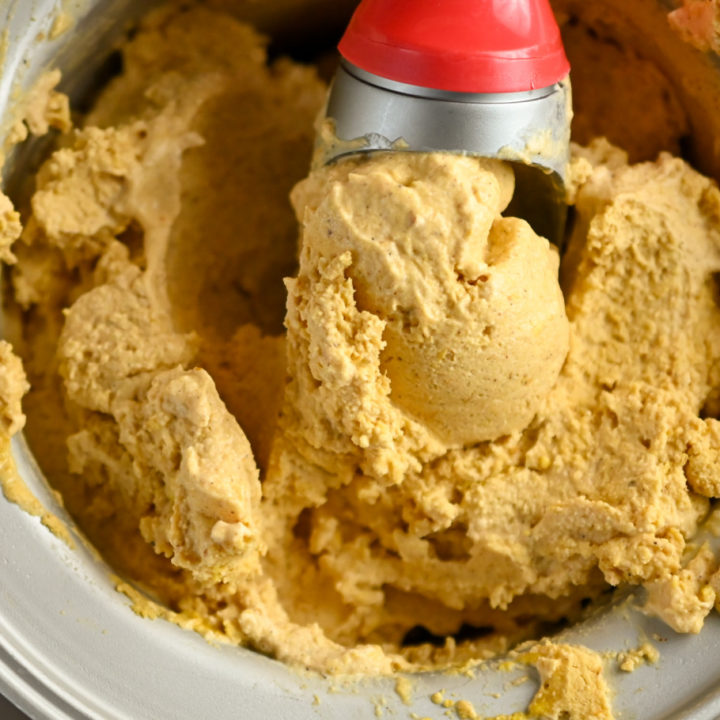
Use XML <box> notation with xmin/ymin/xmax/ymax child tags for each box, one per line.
<box><xmin>338</xmin><ymin>0</ymin><xmax>570</xmax><ymax>94</ymax></box>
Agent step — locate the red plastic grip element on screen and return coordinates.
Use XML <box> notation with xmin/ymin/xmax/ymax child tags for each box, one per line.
<box><xmin>338</xmin><ymin>0</ymin><xmax>570</xmax><ymax>94</ymax></box>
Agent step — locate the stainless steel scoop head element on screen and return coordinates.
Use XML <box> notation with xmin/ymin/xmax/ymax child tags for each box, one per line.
<box><xmin>323</xmin><ymin>60</ymin><xmax>572</xmax><ymax>245</ymax></box>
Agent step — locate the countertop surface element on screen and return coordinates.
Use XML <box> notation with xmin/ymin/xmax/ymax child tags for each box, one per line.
<box><xmin>0</xmin><ymin>692</ymin><xmax>31</xmax><ymax>719</ymax></box>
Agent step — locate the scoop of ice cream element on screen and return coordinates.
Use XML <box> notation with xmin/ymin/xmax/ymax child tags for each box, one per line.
<box><xmin>293</xmin><ymin>153</ymin><xmax>569</xmax><ymax>445</ymax></box>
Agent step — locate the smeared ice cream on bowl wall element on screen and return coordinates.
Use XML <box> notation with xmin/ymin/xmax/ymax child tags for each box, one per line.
<box><xmin>4</xmin><ymin>0</ymin><xmax>720</xmax><ymax>718</ymax></box>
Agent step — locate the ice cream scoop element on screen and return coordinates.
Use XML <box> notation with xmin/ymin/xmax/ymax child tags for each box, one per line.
<box><xmin>323</xmin><ymin>0</ymin><xmax>572</xmax><ymax>244</ymax></box>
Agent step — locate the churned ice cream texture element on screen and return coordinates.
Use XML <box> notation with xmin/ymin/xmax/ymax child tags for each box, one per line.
<box><xmin>288</xmin><ymin>152</ymin><xmax>568</xmax><ymax>451</ymax></box>
<box><xmin>4</xmin><ymin>0</ymin><xmax>720</xmax><ymax>712</ymax></box>
<box><xmin>669</xmin><ymin>0</ymin><xmax>720</xmax><ymax>54</ymax></box>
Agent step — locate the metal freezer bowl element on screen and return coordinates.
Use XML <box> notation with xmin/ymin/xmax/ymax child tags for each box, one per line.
<box><xmin>2</xmin><ymin>1</ymin><xmax>720</xmax><ymax>718</ymax></box>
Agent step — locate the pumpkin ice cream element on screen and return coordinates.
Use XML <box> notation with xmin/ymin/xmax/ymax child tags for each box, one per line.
<box><xmin>288</xmin><ymin>152</ymin><xmax>568</xmax><ymax>451</ymax></box>
<box><xmin>4</xmin><ymin>0</ymin><xmax>720</xmax><ymax>694</ymax></box>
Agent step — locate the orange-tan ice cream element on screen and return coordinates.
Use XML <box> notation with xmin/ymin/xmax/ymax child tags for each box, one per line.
<box><xmin>2</xmin><ymin>5</ymin><xmax>720</xmax><ymax>719</ymax></box>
